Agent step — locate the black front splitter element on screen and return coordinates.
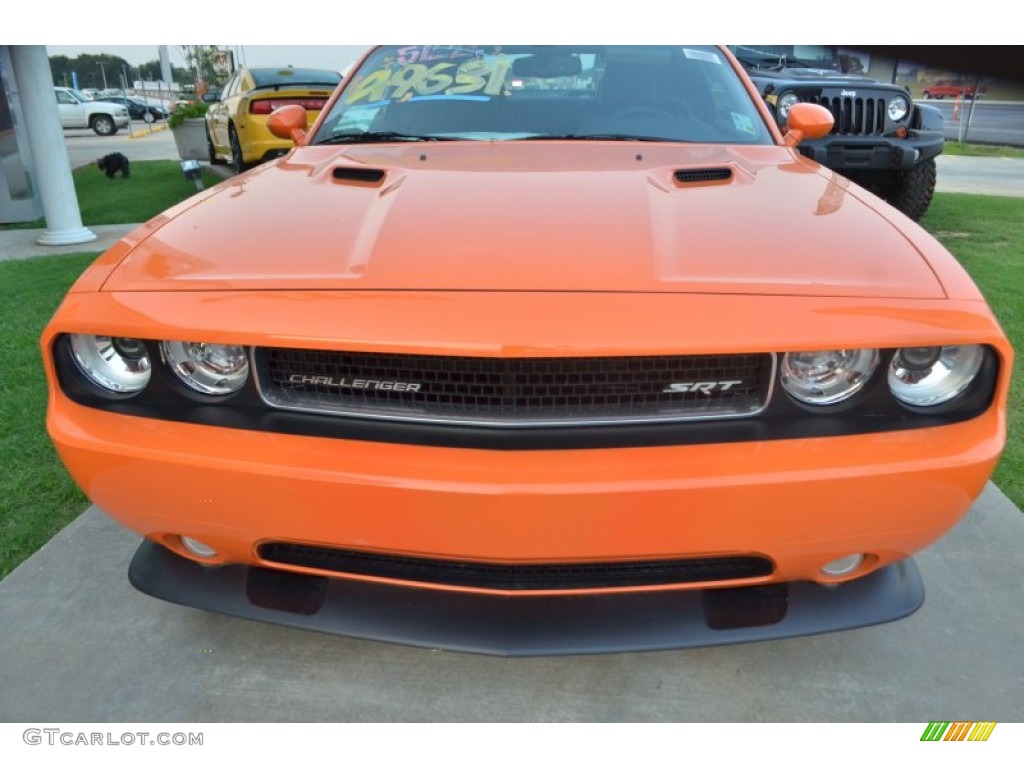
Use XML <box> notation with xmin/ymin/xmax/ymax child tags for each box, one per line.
<box><xmin>129</xmin><ymin>541</ymin><xmax>924</xmax><ymax>657</ymax></box>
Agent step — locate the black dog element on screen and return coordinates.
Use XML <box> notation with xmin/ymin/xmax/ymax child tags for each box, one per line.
<box><xmin>97</xmin><ymin>152</ymin><xmax>130</xmax><ymax>179</ymax></box>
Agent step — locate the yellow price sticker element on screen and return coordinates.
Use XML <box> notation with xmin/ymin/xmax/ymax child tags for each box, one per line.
<box><xmin>345</xmin><ymin>60</ymin><xmax>512</xmax><ymax>104</ymax></box>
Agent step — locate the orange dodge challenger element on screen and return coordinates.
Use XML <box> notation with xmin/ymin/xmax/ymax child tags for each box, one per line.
<box><xmin>43</xmin><ymin>46</ymin><xmax>1012</xmax><ymax>655</ymax></box>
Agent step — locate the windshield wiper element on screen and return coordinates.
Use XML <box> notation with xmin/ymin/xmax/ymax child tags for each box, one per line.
<box><xmin>315</xmin><ymin>131</ymin><xmax>458</xmax><ymax>145</ymax></box>
<box><xmin>515</xmin><ymin>133</ymin><xmax>683</xmax><ymax>143</ymax></box>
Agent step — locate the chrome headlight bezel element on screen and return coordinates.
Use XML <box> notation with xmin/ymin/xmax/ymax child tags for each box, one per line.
<box><xmin>887</xmin><ymin>96</ymin><xmax>909</xmax><ymax>121</ymax></box>
<box><xmin>780</xmin><ymin>349</ymin><xmax>881</xmax><ymax>407</ymax></box>
<box><xmin>67</xmin><ymin>334</ymin><xmax>151</xmax><ymax>397</ymax></box>
<box><xmin>159</xmin><ymin>341</ymin><xmax>250</xmax><ymax>396</ymax></box>
<box><xmin>888</xmin><ymin>345</ymin><xmax>986</xmax><ymax>408</ymax></box>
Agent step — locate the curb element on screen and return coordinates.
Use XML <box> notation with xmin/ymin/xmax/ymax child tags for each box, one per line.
<box><xmin>128</xmin><ymin>122</ymin><xmax>170</xmax><ymax>139</ymax></box>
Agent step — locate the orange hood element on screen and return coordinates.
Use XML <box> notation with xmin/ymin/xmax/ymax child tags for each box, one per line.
<box><xmin>103</xmin><ymin>143</ymin><xmax>945</xmax><ymax>299</ymax></box>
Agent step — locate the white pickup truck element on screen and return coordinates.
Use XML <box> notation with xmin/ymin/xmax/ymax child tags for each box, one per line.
<box><xmin>54</xmin><ymin>87</ymin><xmax>131</xmax><ymax>136</ymax></box>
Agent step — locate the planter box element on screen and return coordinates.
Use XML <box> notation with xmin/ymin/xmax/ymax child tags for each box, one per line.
<box><xmin>172</xmin><ymin>118</ymin><xmax>207</xmax><ymax>161</ymax></box>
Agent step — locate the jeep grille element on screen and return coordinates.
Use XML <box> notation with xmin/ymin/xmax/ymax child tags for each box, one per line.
<box><xmin>253</xmin><ymin>349</ymin><xmax>774</xmax><ymax>427</ymax></box>
<box><xmin>807</xmin><ymin>94</ymin><xmax>886</xmax><ymax>136</ymax></box>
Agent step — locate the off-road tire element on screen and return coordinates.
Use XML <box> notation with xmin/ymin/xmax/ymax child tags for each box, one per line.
<box><xmin>885</xmin><ymin>158</ymin><xmax>937</xmax><ymax>222</ymax></box>
<box><xmin>91</xmin><ymin>114</ymin><xmax>116</xmax><ymax>136</ymax></box>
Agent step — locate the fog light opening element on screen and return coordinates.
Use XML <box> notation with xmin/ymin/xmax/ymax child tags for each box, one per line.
<box><xmin>180</xmin><ymin>536</ymin><xmax>217</xmax><ymax>558</ymax></box>
<box><xmin>821</xmin><ymin>553</ymin><xmax>865</xmax><ymax>578</ymax></box>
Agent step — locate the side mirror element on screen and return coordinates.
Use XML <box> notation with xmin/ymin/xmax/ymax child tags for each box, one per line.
<box><xmin>202</xmin><ymin>92</ymin><xmax>221</xmax><ymax>103</ymax></box>
<box><xmin>782</xmin><ymin>103</ymin><xmax>834</xmax><ymax>147</ymax></box>
<box><xmin>267</xmin><ymin>104</ymin><xmax>308</xmax><ymax>143</ymax></box>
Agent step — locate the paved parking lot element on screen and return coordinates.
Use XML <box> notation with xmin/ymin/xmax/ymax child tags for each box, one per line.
<box><xmin>63</xmin><ymin>121</ymin><xmax>175</xmax><ymax>170</ymax></box>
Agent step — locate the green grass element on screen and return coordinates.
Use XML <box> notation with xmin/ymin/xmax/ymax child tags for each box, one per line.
<box><xmin>921</xmin><ymin>194</ymin><xmax>1024</xmax><ymax>507</ymax></box>
<box><xmin>942</xmin><ymin>142</ymin><xmax>1024</xmax><ymax>159</ymax></box>
<box><xmin>0</xmin><ymin>160</ymin><xmax>222</xmax><ymax>230</ymax></box>
<box><xmin>0</xmin><ymin>193</ymin><xmax>1020</xmax><ymax>581</ymax></box>
<box><xmin>0</xmin><ymin>253</ymin><xmax>96</xmax><ymax>580</ymax></box>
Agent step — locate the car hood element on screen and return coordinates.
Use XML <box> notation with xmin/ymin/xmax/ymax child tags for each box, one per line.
<box><xmin>103</xmin><ymin>143</ymin><xmax>945</xmax><ymax>299</ymax></box>
<box><xmin>90</xmin><ymin>99</ymin><xmax>130</xmax><ymax>111</ymax></box>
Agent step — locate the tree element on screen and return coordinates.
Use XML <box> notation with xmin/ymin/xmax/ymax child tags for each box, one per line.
<box><xmin>178</xmin><ymin>45</ymin><xmax>232</xmax><ymax>88</ymax></box>
<box><xmin>49</xmin><ymin>53</ymin><xmax>132</xmax><ymax>90</ymax></box>
<box><xmin>136</xmin><ymin>58</ymin><xmax>190</xmax><ymax>84</ymax></box>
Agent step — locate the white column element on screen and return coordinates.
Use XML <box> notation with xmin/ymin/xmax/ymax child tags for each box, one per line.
<box><xmin>9</xmin><ymin>45</ymin><xmax>96</xmax><ymax>246</ymax></box>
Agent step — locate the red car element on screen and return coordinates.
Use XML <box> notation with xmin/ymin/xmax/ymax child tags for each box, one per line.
<box><xmin>922</xmin><ymin>83</ymin><xmax>986</xmax><ymax>99</ymax></box>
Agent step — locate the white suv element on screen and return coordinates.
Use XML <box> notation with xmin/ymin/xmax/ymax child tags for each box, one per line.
<box><xmin>54</xmin><ymin>87</ymin><xmax>131</xmax><ymax>136</ymax></box>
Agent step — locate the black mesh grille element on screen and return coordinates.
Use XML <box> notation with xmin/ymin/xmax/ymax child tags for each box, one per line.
<box><xmin>254</xmin><ymin>349</ymin><xmax>773</xmax><ymax>425</ymax></box>
<box><xmin>674</xmin><ymin>167</ymin><xmax>732</xmax><ymax>184</ymax></box>
<box><xmin>808</xmin><ymin>94</ymin><xmax>886</xmax><ymax>136</ymax></box>
<box><xmin>332</xmin><ymin>167</ymin><xmax>386</xmax><ymax>183</ymax></box>
<box><xmin>258</xmin><ymin>542</ymin><xmax>775</xmax><ymax>590</ymax></box>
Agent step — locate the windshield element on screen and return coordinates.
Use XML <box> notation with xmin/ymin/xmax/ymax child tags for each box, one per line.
<box><xmin>313</xmin><ymin>45</ymin><xmax>772</xmax><ymax>145</ymax></box>
<box><xmin>730</xmin><ymin>46</ymin><xmax>840</xmax><ymax>70</ymax></box>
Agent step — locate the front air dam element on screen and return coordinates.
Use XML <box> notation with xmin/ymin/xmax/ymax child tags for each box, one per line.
<box><xmin>128</xmin><ymin>539</ymin><xmax>925</xmax><ymax>657</ymax></box>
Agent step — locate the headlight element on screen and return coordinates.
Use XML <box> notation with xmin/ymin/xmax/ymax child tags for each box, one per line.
<box><xmin>888</xmin><ymin>345</ymin><xmax>984</xmax><ymax>407</ymax></box>
<box><xmin>778</xmin><ymin>93</ymin><xmax>800</xmax><ymax>120</ymax></box>
<box><xmin>69</xmin><ymin>334</ymin><xmax>151</xmax><ymax>394</ymax></box>
<box><xmin>887</xmin><ymin>96</ymin><xmax>909</xmax><ymax>121</ymax></box>
<box><xmin>780</xmin><ymin>349</ymin><xmax>879</xmax><ymax>406</ymax></box>
<box><xmin>160</xmin><ymin>341</ymin><xmax>249</xmax><ymax>395</ymax></box>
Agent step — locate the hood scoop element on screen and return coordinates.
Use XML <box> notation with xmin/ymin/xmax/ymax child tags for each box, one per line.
<box><xmin>332</xmin><ymin>166</ymin><xmax>387</xmax><ymax>185</ymax></box>
<box><xmin>674</xmin><ymin>167</ymin><xmax>733</xmax><ymax>185</ymax></box>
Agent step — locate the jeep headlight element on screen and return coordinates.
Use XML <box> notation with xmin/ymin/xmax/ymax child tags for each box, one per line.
<box><xmin>780</xmin><ymin>349</ymin><xmax>880</xmax><ymax>406</ymax></box>
<box><xmin>778</xmin><ymin>93</ymin><xmax>800</xmax><ymax>120</ymax></box>
<box><xmin>160</xmin><ymin>341</ymin><xmax>249</xmax><ymax>395</ymax></box>
<box><xmin>888</xmin><ymin>345</ymin><xmax>984</xmax><ymax>407</ymax></box>
<box><xmin>69</xmin><ymin>334</ymin><xmax>151</xmax><ymax>394</ymax></box>
<box><xmin>887</xmin><ymin>96</ymin><xmax>909</xmax><ymax>121</ymax></box>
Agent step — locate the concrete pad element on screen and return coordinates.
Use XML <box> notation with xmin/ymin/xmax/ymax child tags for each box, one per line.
<box><xmin>0</xmin><ymin>484</ymin><xmax>1021</xmax><ymax>722</ymax></box>
<box><xmin>0</xmin><ymin>223</ymin><xmax>136</xmax><ymax>262</ymax></box>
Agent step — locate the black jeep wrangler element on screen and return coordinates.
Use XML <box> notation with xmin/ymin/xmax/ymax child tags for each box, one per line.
<box><xmin>731</xmin><ymin>45</ymin><xmax>944</xmax><ymax>220</ymax></box>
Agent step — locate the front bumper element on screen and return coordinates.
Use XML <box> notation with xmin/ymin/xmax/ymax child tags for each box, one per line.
<box><xmin>43</xmin><ymin>288</ymin><xmax>1010</xmax><ymax>654</ymax></box>
<box><xmin>129</xmin><ymin>540</ymin><xmax>925</xmax><ymax>656</ymax></box>
<box><xmin>51</xmin><ymin>398</ymin><xmax>1002</xmax><ymax>582</ymax></box>
<box><xmin>800</xmin><ymin>132</ymin><xmax>944</xmax><ymax>171</ymax></box>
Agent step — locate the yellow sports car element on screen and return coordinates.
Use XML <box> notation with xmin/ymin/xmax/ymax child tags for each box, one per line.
<box><xmin>205</xmin><ymin>67</ymin><xmax>341</xmax><ymax>173</ymax></box>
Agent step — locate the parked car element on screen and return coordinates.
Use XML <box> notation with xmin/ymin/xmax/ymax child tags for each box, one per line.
<box><xmin>922</xmin><ymin>83</ymin><xmax>987</xmax><ymax>99</ymax></box>
<box><xmin>53</xmin><ymin>87</ymin><xmax>130</xmax><ymax>136</ymax></box>
<box><xmin>43</xmin><ymin>46</ymin><xmax>1012</xmax><ymax>656</ymax></box>
<box><xmin>205</xmin><ymin>66</ymin><xmax>341</xmax><ymax>173</ymax></box>
<box><xmin>730</xmin><ymin>45</ymin><xmax>944</xmax><ymax>221</ymax></box>
<box><xmin>102</xmin><ymin>96</ymin><xmax>168</xmax><ymax>123</ymax></box>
